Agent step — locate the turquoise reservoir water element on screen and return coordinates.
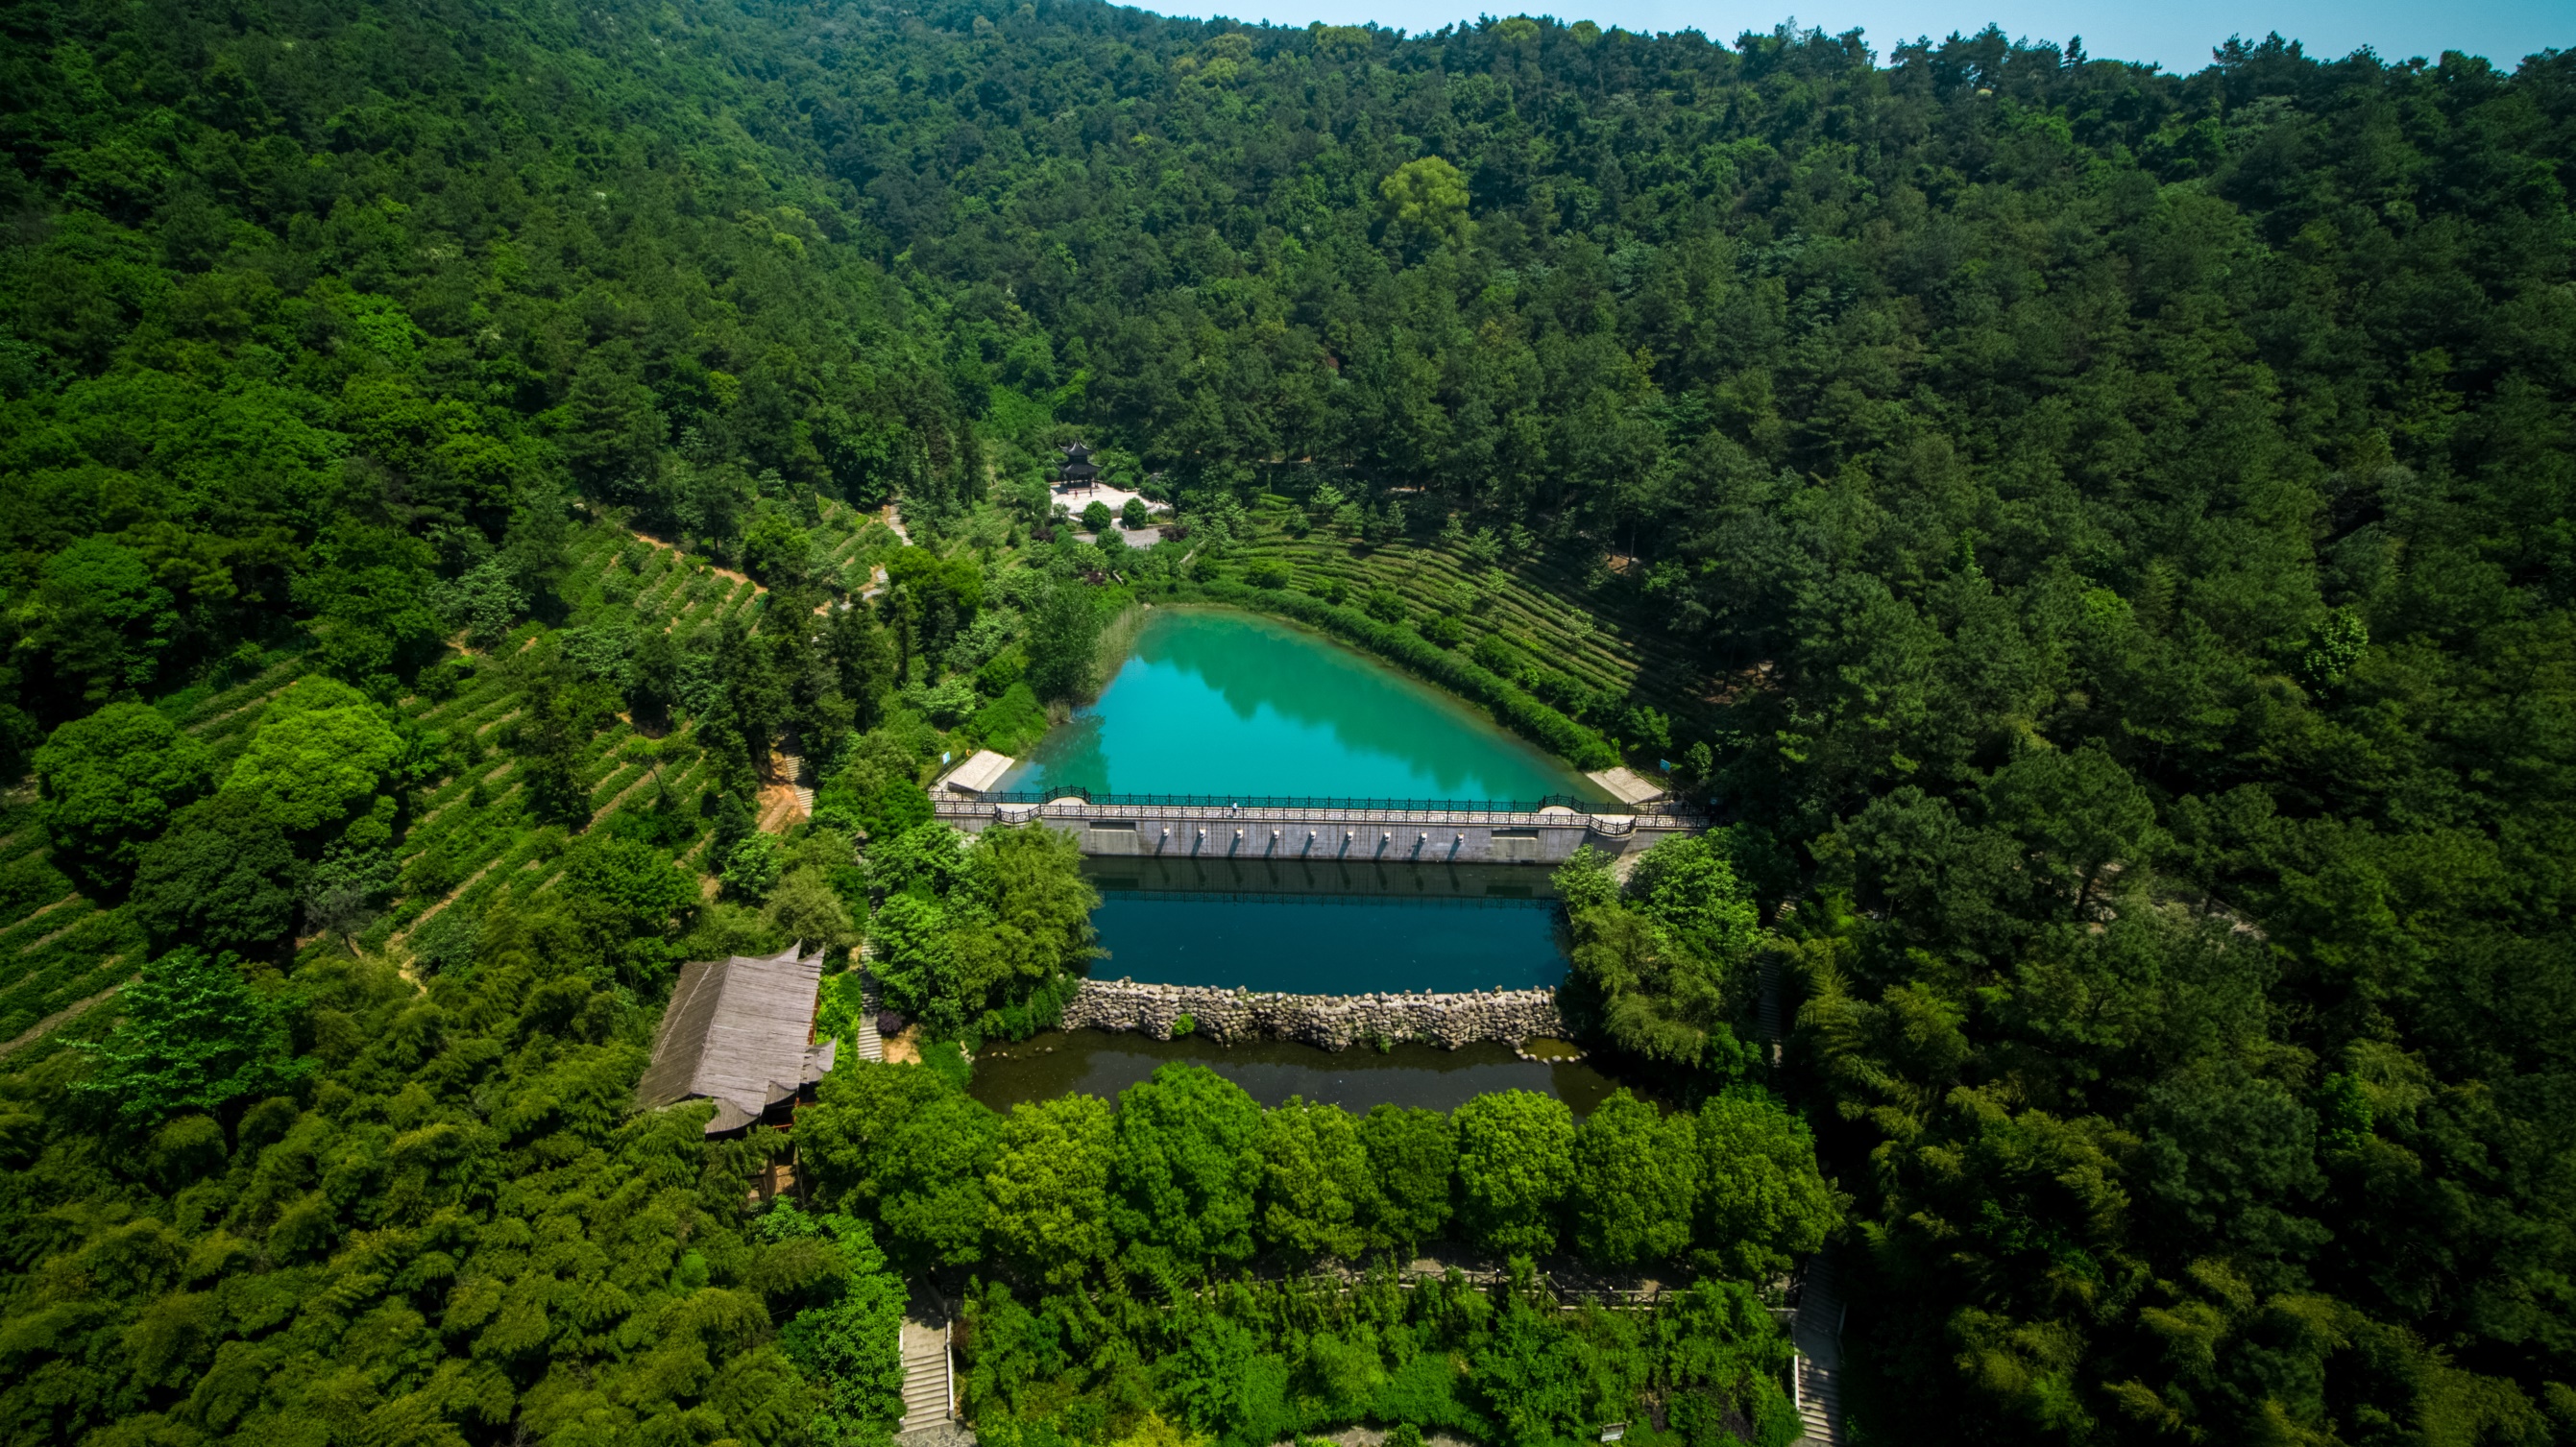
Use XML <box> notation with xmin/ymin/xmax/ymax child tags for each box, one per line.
<box><xmin>1084</xmin><ymin>857</ymin><xmax>1570</xmax><ymax>994</ymax></box>
<box><xmin>1001</xmin><ymin>608</ymin><xmax>1603</xmax><ymax>804</ymax></box>
<box><xmin>1091</xmin><ymin>895</ymin><xmax>1567</xmax><ymax>994</ymax></box>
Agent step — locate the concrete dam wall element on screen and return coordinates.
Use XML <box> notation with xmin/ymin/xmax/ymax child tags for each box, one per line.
<box><xmin>932</xmin><ymin>797</ymin><xmax>1702</xmax><ymax>863</ymax></box>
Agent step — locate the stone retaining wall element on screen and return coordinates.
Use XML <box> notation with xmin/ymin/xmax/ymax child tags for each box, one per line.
<box><xmin>1060</xmin><ymin>977</ymin><xmax>1564</xmax><ymax>1050</ymax></box>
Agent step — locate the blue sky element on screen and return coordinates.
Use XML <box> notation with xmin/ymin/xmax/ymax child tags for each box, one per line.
<box><xmin>1162</xmin><ymin>0</ymin><xmax>2569</xmax><ymax>74</ymax></box>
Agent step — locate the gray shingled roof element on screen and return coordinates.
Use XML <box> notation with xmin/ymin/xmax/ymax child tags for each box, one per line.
<box><xmin>637</xmin><ymin>945</ymin><xmax>833</xmax><ymax>1132</ymax></box>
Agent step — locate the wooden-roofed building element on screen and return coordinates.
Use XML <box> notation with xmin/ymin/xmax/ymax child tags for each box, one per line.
<box><xmin>637</xmin><ymin>944</ymin><xmax>837</xmax><ymax>1135</ymax></box>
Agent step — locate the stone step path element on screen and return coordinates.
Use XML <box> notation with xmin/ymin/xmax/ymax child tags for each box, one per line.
<box><xmin>1792</xmin><ymin>1252</ymin><xmax>1846</xmax><ymax>1446</ymax></box>
<box><xmin>897</xmin><ymin>1284</ymin><xmax>952</xmax><ymax>1435</ymax></box>
<box><xmin>852</xmin><ymin>967</ymin><xmax>885</xmax><ymax>1063</ymax></box>
<box><xmin>777</xmin><ymin>752</ymin><xmax>814</xmax><ymax>816</ymax></box>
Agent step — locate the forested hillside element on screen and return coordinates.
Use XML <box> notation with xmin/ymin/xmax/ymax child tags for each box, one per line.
<box><xmin>0</xmin><ymin>0</ymin><xmax>2571</xmax><ymax>1443</ymax></box>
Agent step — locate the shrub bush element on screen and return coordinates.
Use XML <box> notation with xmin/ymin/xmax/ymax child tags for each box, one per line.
<box><xmin>967</xmin><ymin>683</ymin><xmax>1051</xmax><ymax>757</ymax></box>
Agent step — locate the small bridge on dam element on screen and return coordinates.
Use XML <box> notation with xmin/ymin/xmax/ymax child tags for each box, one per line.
<box><xmin>930</xmin><ymin>753</ymin><xmax>1710</xmax><ymax>865</ymax></box>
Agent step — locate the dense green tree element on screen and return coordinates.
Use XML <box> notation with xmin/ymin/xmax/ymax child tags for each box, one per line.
<box><xmin>1379</xmin><ymin>157</ymin><xmax>1473</xmax><ymax>254</ymax></box>
<box><xmin>1692</xmin><ymin>1094</ymin><xmax>1840</xmax><ymax>1282</ymax></box>
<box><xmin>797</xmin><ymin>1060</ymin><xmax>999</xmax><ymax>1275</ymax></box>
<box><xmin>293</xmin><ymin>524</ymin><xmax>447</xmax><ymax>690</ymax></box>
<box><xmin>953</xmin><ymin>823</ymin><xmax>1100</xmax><ymax>1006</ymax></box>
<box><xmin>760</xmin><ymin>1205</ymin><xmax>909</xmax><ymax>1446</ymax></box>
<box><xmin>562</xmin><ymin>351</ymin><xmax>668</xmax><ymax>498</ymax></box>
<box><xmin>13</xmin><ymin>537</ymin><xmax>175</xmax><ymax>709</ymax></box>
<box><xmin>723</xmin><ymin>832</ymin><xmax>786</xmax><ymax>901</ymax></box>
<box><xmin>1111</xmin><ymin>1064</ymin><xmax>1264</xmax><ymax>1278</ymax></box>
<box><xmin>127</xmin><ymin>791</ymin><xmax>301</xmax><ymax>953</ymax></box>
<box><xmin>220</xmin><ymin>677</ymin><xmax>404</xmax><ymax>833</ymax></box>
<box><xmin>1563</xmin><ymin>836</ymin><xmax>1764</xmax><ymax>1071</ymax></box>
<box><xmin>1470</xmin><ymin>1296</ymin><xmax>1592</xmax><ymax>1447</ymax></box>
<box><xmin>511</xmin><ymin>647</ymin><xmax>618</xmax><ymax>824</ymax></box>
<box><xmin>765</xmin><ymin>866</ymin><xmax>862</xmax><ymax>955</ymax></box>
<box><xmin>856</xmin><ymin>779</ymin><xmax>934</xmax><ymax>843</ymax></box>
<box><xmin>1623</xmin><ymin>836</ymin><xmax>1762</xmax><ymax>963</ymax></box>
<box><xmin>827</xmin><ymin>606</ymin><xmax>898</xmax><ymax>725</ymax></box>
<box><xmin>71</xmin><ymin>948</ymin><xmax>304</xmax><ymax>1131</ymax></box>
<box><xmin>1255</xmin><ymin>1097</ymin><xmax>1373</xmax><ymax>1261</ymax></box>
<box><xmin>31</xmin><ymin>702</ymin><xmax>212</xmax><ymax>889</ymax></box>
<box><xmin>1356</xmin><ymin>1103</ymin><xmax>1457</xmax><ymax>1253</ymax></box>
<box><xmin>985</xmin><ymin>1094</ymin><xmax>1118</xmax><ymax>1287</ymax></box>
<box><xmin>1023</xmin><ymin>586</ymin><xmax>1105</xmax><ymax>703</ymax></box>
<box><xmin>1453</xmin><ymin>1091</ymin><xmax>1576</xmax><ymax>1258</ymax></box>
<box><xmin>868</xmin><ymin>821</ymin><xmax>1092</xmax><ymax>1035</ymax></box>
<box><xmin>1570</xmin><ymin>1089</ymin><xmax>1699</xmax><ymax>1267</ymax></box>
<box><xmin>876</xmin><ymin>1086</ymin><xmax>1004</xmax><ymax>1272</ymax></box>
<box><xmin>868</xmin><ymin>891</ymin><xmax>955</xmax><ymax>1020</ymax></box>
<box><xmin>554</xmin><ymin>832</ymin><xmax>700</xmax><ymax>988</ymax></box>
<box><xmin>629</xmin><ymin>628</ymin><xmax>684</xmax><ymax>726</ymax></box>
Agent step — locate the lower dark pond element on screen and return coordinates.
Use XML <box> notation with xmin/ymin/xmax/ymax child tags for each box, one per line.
<box><xmin>971</xmin><ymin>1029</ymin><xmax>1626</xmax><ymax>1116</ymax></box>
<box><xmin>1083</xmin><ymin>857</ymin><xmax>1569</xmax><ymax>995</ymax></box>
<box><xmin>996</xmin><ymin>861</ymin><xmax>1604</xmax><ymax>1112</ymax></box>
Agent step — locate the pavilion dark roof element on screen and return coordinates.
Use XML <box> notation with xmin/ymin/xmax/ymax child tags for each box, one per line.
<box><xmin>637</xmin><ymin>945</ymin><xmax>835</xmax><ymax>1133</ymax></box>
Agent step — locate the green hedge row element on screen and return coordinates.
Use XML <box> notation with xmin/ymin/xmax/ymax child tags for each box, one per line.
<box><xmin>0</xmin><ymin>906</ymin><xmax>145</xmax><ymax>1044</ymax></box>
<box><xmin>1179</xmin><ymin>580</ymin><xmax>1621</xmax><ymax>771</ymax></box>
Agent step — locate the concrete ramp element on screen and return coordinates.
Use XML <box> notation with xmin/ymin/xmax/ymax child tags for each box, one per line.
<box><xmin>1586</xmin><ymin>766</ymin><xmax>1669</xmax><ymax>807</ymax></box>
<box><xmin>937</xmin><ymin>750</ymin><xmax>1015</xmax><ymax>797</ymax></box>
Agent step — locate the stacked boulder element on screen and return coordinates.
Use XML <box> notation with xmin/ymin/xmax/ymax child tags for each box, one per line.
<box><xmin>1060</xmin><ymin>979</ymin><xmax>1565</xmax><ymax>1050</ymax></box>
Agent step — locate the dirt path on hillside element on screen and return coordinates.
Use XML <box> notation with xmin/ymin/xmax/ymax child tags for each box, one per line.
<box><xmin>632</xmin><ymin>531</ymin><xmax>761</xmax><ymax>592</ymax></box>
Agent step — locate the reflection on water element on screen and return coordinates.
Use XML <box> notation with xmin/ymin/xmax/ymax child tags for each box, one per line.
<box><xmin>1089</xmin><ymin>856</ymin><xmax>1564</xmax><ymax>900</ymax></box>
<box><xmin>972</xmin><ymin>1029</ymin><xmax>1627</xmax><ymax>1116</ymax></box>
<box><xmin>1011</xmin><ymin>858</ymin><xmax>1589</xmax><ymax>1104</ymax></box>
<box><xmin>1083</xmin><ymin>857</ymin><xmax>1570</xmax><ymax>994</ymax></box>
<box><xmin>1005</xmin><ymin>609</ymin><xmax>1605</xmax><ymax>803</ymax></box>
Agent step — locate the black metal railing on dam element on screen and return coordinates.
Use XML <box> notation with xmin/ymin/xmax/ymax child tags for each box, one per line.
<box><xmin>935</xmin><ymin>790</ymin><xmax>1714</xmax><ymax>860</ymax></box>
<box><xmin>965</xmin><ymin>786</ymin><xmax>1603</xmax><ymax>812</ymax></box>
<box><xmin>954</xmin><ymin>786</ymin><xmax>1708</xmax><ymax>818</ymax></box>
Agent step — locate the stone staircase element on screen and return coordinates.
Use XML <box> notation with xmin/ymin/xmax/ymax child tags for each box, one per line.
<box><xmin>897</xmin><ymin>1285</ymin><xmax>953</xmax><ymax>1435</ymax></box>
<box><xmin>851</xmin><ymin>966</ymin><xmax>885</xmax><ymax>1063</ymax></box>
<box><xmin>1792</xmin><ymin>1253</ymin><xmax>1846</xmax><ymax>1446</ymax></box>
<box><xmin>777</xmin><ymin>752</ymin><xmax>814</xmax><ymax>816</ymax></box>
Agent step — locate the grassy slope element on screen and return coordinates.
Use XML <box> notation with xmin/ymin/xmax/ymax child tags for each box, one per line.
<box><xmin>0</xmin><ymin>501</ymin><xmax>912</xmax><ymax>1048</ymax></box>
<box><xmin>1216</xmin><ymin>497</ymin><xmax>1721</xmax><ymax>741</ymax></box>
